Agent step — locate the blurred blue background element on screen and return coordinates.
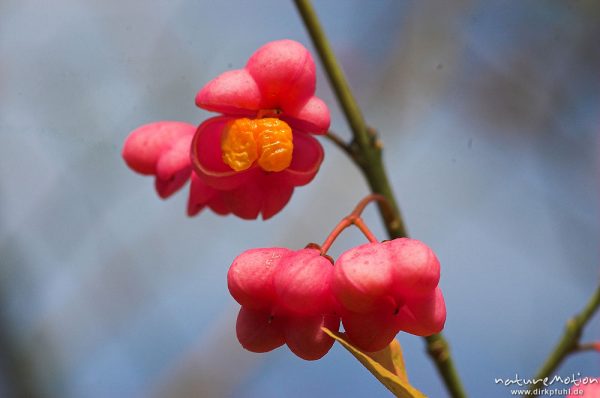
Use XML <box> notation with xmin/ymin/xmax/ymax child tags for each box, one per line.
<box><xmin>1</xmin><ymin>0</ymin><xmax>599</xmax><ymax>397</ymax></box>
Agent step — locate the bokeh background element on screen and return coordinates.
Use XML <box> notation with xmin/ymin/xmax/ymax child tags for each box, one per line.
<box><xmin>1</xmin><ymin>0</ymin><xmax>599</xmax><ymax>397</ymax></box>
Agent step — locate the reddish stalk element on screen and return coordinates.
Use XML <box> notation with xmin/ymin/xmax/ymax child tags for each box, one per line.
<box><xmin>349</xmin><ymin>194</ymin><xmax>392</xmax><ymax>219</ymax></box>
<box><xmin>320</xmin><ymin>194</ymin><xmax>386</xmax><ymax>254</ymax></box>
<box><xmin>353</xmin><ymin>218</ymin><xmax>378</xmax><ymax>243</ymax></box>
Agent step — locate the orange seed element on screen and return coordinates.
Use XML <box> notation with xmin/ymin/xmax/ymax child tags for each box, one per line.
<box><xmin>221</xmin><ymin>117</ymin><xmax>293</xmax><ymax>172</ymax></box>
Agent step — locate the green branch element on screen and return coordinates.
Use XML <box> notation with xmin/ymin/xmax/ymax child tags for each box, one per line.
<box><xmin>293</xmin><ymin>1</ymin><xmax>466</xmax><ymax>397</ymax></box>
<box><xmin>526</xmin><ymin>285</ymin><xmax>600</xmax><ymax>395</ymax></box>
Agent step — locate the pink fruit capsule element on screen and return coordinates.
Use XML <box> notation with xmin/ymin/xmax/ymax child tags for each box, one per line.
<box><xmin>284</xmin><ymin>313</ymin><xmax>339</xmax><ymax>360</ymax></box>
<box><xmin>341</xmin><ymin>302</ymin><xmax>402</xmax><ymax>352</ymax></box>
<box><xmin>122</xmin><ymin>121</ymin><xmax>196</xmax><ymax>198</ymax></box>
<box><xmin>236</xmin><ymin>306</ymin><xmax>285</xmax><ymax>353</ymax></box>
<box><xmin>333</xmin><ymin>241</ymin><xmax>395</xmax><ymax>314</ymax></box>
<box><xmin>227</xmin><ymin>247</ymin><xmax>291</xmax><ymax>310</ymax></box>
<box><xmin>333</xmin><ymin>238</ymin><xmax>441</xmax><ymax>314</ymax></box>
<box><xmin>386</xmin><ymin>238</ymin><xmax>440</xmax><ymax>298</ymax></box>
<box><xmin>333</xmin><ymin>238</ymin><xmax>446</xmax><ymax>348</ymax></box>
<box><xmin>396</xmin><ymin>287</ymin><xmax>446</xmax><ymax>336</ymax></box>
<box><xmin>273</xmin><ymin>249</ymin><xmax>334</xmax><ymax>316</ymax></box>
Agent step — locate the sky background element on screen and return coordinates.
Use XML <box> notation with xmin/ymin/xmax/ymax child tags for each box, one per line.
<box><xmin>1</xmin><ymin>1</ymin><xmax>599</xmax><ymax>397</ymax></box>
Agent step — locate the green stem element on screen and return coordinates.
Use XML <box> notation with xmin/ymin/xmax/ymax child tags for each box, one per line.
<box><xmin>293</xmin><ymin>0</ymin><xmax>407</xmax><ymax>240</ymax></box>
<box><xmin>526</xmin><ymin>285</ymin><xmax>600</xmax><ymax>396</ymax></box>
<box><xmin>293</xmin><ymin>1</ymin><xmax>466</xmax><ymax>397</ymax></box>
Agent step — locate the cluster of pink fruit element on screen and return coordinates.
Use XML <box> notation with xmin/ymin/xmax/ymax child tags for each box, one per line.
<box><xmin>121</xmin><ymin>38</ymin><xmax>447</xmax><ymax>363</ymax></box>
<box><xmin>228</xmin><ymin>237</ymin><xmax>446</xmax><ymax>360</ymax></box>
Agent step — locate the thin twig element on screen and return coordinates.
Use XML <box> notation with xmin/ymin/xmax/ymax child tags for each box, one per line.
<box><xmin>572</xmin><ymin>342</ymin><xmax>600</xmax><ymax>353</ymax></box>
<box><xmin>324</xmin><ymin>131</ymin><xmax>354</xmax><ymax>159</ymax></box>
<box><xmin>526</xmin><ymin>285</ymin><xmax>600</xmax><ymax>396</ymax></box>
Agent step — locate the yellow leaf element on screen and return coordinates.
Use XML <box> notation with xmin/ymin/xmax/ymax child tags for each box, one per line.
<box><xmin>367</xmin><ymin>338</ymin><xmax>409</xmax><ymax>384</ymax></box>
<box><xmin>322</xmin><ymin>328</ymin><xmax>427</xmax><ymax>398</ymax></box>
